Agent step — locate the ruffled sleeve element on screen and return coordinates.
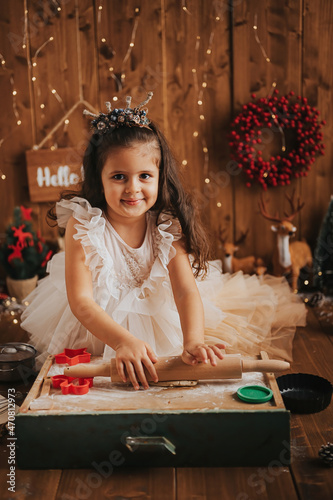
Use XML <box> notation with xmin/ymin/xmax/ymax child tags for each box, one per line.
<box><xmin>56</xmin><ymin>197</ymin><xmax>120</xmax><ymax>301</ymax></box>
<box><xmin>155</xmin><ymin>212</ymin><xmax>182</xmax><ymax>265</ymax></box>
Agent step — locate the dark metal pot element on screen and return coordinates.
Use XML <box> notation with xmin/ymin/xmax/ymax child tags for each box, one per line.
<box><xmin>0</xmin><ymin>343</ymin><xmax>37</xmax><ymax>382</ymax></box>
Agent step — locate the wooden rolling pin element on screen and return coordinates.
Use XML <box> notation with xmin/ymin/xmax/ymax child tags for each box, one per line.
<box><xmin>64</xmin><ymin>356</ymin><xmax>290</xmax><ymax>382</ymax></box>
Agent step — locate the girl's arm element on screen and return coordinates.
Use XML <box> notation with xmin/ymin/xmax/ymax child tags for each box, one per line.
<box><xmin>168</xmin><ymin>239</ymin><xmax>225</xmax><ymax>366</ymax></box>
<box><xmin>65</xmin><ymin>216</ymin><xmax>158</xmax><ymax>389</ymax></box>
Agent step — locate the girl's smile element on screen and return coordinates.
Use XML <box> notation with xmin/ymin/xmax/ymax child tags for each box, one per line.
<box><xmin>101</xmin><ymin>144</ymin><xmax>160</xmax><ymax>225</ymax></box>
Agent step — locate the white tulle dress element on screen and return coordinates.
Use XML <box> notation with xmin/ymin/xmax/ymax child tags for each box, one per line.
<box><xmin>21</xmin><ymin>197</ymin><xmax>307</xmax><ymax>366</ymax></box>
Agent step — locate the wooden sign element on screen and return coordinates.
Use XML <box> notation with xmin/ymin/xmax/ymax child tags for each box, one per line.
<box><xmin>26</xmin><ymin>148</ymin><xmax>83</xmax><ymax>202</ymax></box>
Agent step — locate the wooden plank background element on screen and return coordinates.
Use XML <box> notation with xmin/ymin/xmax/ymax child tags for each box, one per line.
<box><xmin>0</xmin><ymin>0</ymin><xmax>332</xmax><ymax>270</ymax></box>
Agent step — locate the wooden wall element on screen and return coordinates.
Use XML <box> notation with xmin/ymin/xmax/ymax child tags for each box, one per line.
<box><xmin>0</xmin><ymin>0</ymin><xmax>332</xmax><ymax>268</ymax></box>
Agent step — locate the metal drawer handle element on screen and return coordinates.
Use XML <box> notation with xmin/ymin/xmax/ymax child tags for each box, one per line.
<box><xmin>125</xmin><ymin>436</ymin><xmax>176</xmax><ymax>455</ymax></box>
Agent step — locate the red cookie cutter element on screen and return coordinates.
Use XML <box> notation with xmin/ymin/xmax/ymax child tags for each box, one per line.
<box><xmin>54</xmin><ymin>347</ymin><xmax>91</xmax><ymax>366</ymax></box>
<box><xmin>51</xmin><ymin>375</ymin><xmax>93</xmax><ymax>395</ymax></box>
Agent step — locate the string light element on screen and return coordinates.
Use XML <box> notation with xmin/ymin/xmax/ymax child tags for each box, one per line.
<box><xmin>98</xmin><ymin>0</ymin><xmax>104</xmax><ymax>26</ymax></box>
<box><xmin>188</xmin><ymin>13</ymin><xmax>220</xmax><ymax>181</ymax></box>
<box><xmin>49</xmin><ymin>85</ymin><xmax>66</xmax><ymax>112</ymax></box>
<box><xmin>253</xmin><ymin>14</ymin><xmax>270</xmax><ymax>62</ymax></box>
<box><xmin>120</xmin><ymin>8</ymin><xmax>140</xmax><ymax>83</ymax></box>
<box><xmin>0</xmin><ymin>52</ymin><xmax>22</xmax><ymax>159</ymax></box>
<box><xmin>23</xmin><ymin>7</ymin><xmax>28</xmax><ymax>50</ymax></box>
<box><xmin>30</xmin><ymin>36</ymin><xmax>55</xmax><ymax>113</ymax></box>
<box><xmin>217</xmin><ymin>202</ymin><xmax>222</xmax><ymax>208</ymax></box>
<box><xmin>34</xmin><ymin>36</ymin><xmax>54</xmax><ymax>60</ymax></box>
<box><xmin>253</xmin><ymin>15</ymin><xmax>286</xmax><ymax>153</ymax></box>
<box><xmin>182</xmin><ymin>0</ymin><xmax>192</xmax><ymax>15</ymax></box>
<box><xmin>99</xmin><ymin>6</ymin><xmax>141</xmax><ymax>92</ymax></box>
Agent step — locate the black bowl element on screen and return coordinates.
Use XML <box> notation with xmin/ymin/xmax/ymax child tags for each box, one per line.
<box><xmin>276</xmin><ymin>373</ymin><xmax>332</xmax><ymax>414</ymax></box>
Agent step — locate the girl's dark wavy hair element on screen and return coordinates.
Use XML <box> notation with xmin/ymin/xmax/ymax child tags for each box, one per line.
<box><xmin>48</xmin><ymin>122</ymin><xmax>211</xmax><ymax>277</ymax></box>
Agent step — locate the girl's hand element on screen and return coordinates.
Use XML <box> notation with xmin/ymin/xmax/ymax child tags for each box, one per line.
<box><xmin>115</xmin><ymin>338</ymin><xmax>158</xmax><ymax>390</ymax></box>
<box><xmin>182</xmin><ymin>342</ymin><xmax>225</xmax><ymax>367</ymax></box>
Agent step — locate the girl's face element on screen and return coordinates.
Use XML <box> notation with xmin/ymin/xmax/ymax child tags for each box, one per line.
<box><xmin>101</xmin><ymin>143</ymin><xmax>160</xmax><ymax>224</ymax></box>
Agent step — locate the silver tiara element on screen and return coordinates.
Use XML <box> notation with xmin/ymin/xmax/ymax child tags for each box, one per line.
<box><xmin>83</xmin><ymin>92</ymin><xmax>153</xmax><ymax>134</ymax></box>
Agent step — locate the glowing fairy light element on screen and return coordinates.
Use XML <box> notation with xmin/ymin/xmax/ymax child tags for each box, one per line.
<box><xmin>182</xmin><ymin>0</ymin><xmax>192</xmax><ymax>15</ymax></box>
<box><xmin>34</xmin><ymin>36</ymin><xmax>54</xmax><ymax>60</ymax></box>
<box><xmin>217</xmin><ymin>202</ymin><xmax>222</xmax><ymax>208</ymax></box>
<box><xmin>182</xmin><ymin>160</ymin><xmax>188</xmax><ymax>166</ymax></box>
<box><xmin>22</xmin><ymin>5</ymin><xmax>28</xmax><ymax>50</ymax></box>
<box><xmin>49</xmin><ymin>85</ymin><xmax>66</xmax><ymax>113</ymax></box>
<box><xmin>253</xmin><ymin>19</ymin><xmax>286</xmax><ymax>153</ymax></box>
<box><xmin>190</xmin><ymin>15</ymin><xmax>219</xmax><ymax>182</ymax></box>
<box><xmin>253</xmin><ymin>14</ymin><xmax>270</xmax><ymax>62</ymax></box>
<box><xmin>0</xmin><ymin>52</ymin><xmax>21</xmax><ymax>127</ymax></box>
<box><xmin>101</xmin><ymin>6</ymin><xmax>140</xmax><ymax>93</ymax></box>
<box><xmin>121</xmin><ymin>8</ymin><xmax>140</xmax><ymax>78</ymax></box>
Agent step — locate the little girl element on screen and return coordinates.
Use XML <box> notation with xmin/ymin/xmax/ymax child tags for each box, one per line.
<box><xmin>21</xmin><ymin>92</ymin><xmax>306</xmax><ymax>389</ymax></box>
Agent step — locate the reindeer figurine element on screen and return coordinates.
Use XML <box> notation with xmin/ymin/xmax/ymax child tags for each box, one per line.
<box><xmin>258</xmin><ymin>190</ymin><xmax>312</xmax><ymax>292</ymax></box>
<box><xmin>218</xmin><ymin>228</ymin><xmax>264</xmax><ymax>274</ymax></box>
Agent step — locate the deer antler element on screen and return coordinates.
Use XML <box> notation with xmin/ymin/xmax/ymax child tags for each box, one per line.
<box><xmin>234</xmin><ymin>229</ymin><xmax>249</xmax><ymax>246</ymax></box>
<box><xmin>258</xmin><ymin>194</ymin><xmax>282</xmax><ymax>223</ymax></box>
<box><xmin>283</xmin><ymin>189</ymin><xmax>305</xmax><ymax>221</ymax></box>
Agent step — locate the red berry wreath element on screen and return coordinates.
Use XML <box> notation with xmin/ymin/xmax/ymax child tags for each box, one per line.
<box><xmin>228</xmin><ymin>89</ymin><xmax>326</xmax><ymax>189</ymax></box>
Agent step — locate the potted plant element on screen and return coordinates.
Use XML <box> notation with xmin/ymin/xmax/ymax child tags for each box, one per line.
<box><xmin>0</xmin><ymin>206</ymin><xmax>52</xmax><ymax>301</ymax></box>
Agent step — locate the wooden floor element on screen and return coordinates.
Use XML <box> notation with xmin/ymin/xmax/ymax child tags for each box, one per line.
<box><xmin>0</xmin><ymin>306</ymin><xmax>332</xmax><ymax>500</ymax></box>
